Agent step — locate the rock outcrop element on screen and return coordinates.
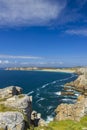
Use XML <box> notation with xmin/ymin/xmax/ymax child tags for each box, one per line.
<box><xmin>55</xmin><ymin>68</ymin><xmax>87</xmax><ymax>122</ymax></box>
<box><xmin>0</xmin><ymin>86</ymin><xmax>22</xmax><ymax>99</ymax></box>
<box><xmin>55</xmin><ymin>95</ymin><xmax>87</xmax><ymax>121</ymax></box>
<box><xmin>65</xmin><ymin>67</ymin><xmax>87</xmax><ymax>95</ymax></box>
<box><xmin>0</xmin><ymin>86</ymin><xmax>45</xmax><ymax>130</ymax></box>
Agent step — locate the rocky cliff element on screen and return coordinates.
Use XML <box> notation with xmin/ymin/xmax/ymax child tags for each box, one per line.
<box><xmin>0</xmin><ymin>86</ymin><xmax>44</xmax><ymax>130</ymax></box>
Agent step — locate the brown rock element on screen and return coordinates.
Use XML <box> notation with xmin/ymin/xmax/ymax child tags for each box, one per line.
<box><xmin>55</xmin><ymin>95</ymin><xmax>87</xmax><ymax>121</ymax></box>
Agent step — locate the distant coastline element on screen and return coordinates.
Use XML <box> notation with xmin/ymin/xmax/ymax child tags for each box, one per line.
<box><xmin>5</xmin><ymin>67</ymin><xmax>77</xmax><ymax>73</ymax></box>
<box><xmin>38</xmin><ymin>68</ymin><xmax>76</xmax><ymax>73</ymax></box>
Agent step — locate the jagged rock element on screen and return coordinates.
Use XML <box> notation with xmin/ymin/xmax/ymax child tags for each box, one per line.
<box><xmin>31</xmin><ymin>111</ymin><xmax>46</xmax><ymax>127</ymax></box>
<box><xmin>31</xmin><ymin>111</ymin><xmax>41</xmax><ymax>126</ymax></box>
<box><xmin>0</xmin><ymin>112</ymin><xmax>25</xmax><ymax>130</ymax></box>
<box><xmin>0</xmin><ymin>86</ymin><xmax>22</xmax><ymax>99</ymax></box>
<box><xmin>55</xmin><ymin>95</ymin><xmax>87</xmax><ymax>121</ymax></box>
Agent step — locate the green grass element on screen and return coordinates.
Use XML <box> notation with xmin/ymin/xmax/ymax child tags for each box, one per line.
<box><xmin>0</xmin><ymin>104</ymin><xmax>18</xmax><ymax>112</ymax></box>
<box><xmin>34</xmin><ymin>116</ymin><xmax>87</xmax><ymax>130</ymax></box>
<box><xmin>0</xmin><ymin>98</ymin><xmax>7</xmax><ymax>102</ymax></box>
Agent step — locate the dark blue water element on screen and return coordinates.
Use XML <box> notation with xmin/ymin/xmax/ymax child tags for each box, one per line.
<box><xmin>0</xmin><ymin>70</ymin><xmax>78</xmax><ymax>121</ymax></box>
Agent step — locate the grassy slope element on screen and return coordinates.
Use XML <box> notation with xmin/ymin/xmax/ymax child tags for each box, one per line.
<box><xmin>34</xmin><ymin>116</ymin><xmax>87</xmax><ymax>130</ymax></box>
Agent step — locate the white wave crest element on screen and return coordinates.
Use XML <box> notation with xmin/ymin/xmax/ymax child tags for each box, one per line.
<box><xmin>36</xmin><ymin>97</ymin><xmax>45</xmax><ymax>103</ymax></box>
<box><xmin>27</xmin><ymin>91</ymin><xmax>34</xmax><ymax>95</ymax></box>
<box><xmin>52</xmin><ymin>81</ymin><xmax>56</xmax><ymax>84</ymax></box>
<box><xmin>75</xmin><ymin>93</ymin><xmax>80</xmax><ymax>96</ymax></box>
<box><xmin>40</xmin><ymin>73</ymin><xmax>77</xmax><ymax>93</ymax></box>
<box><xmin>55</xmin><ymin>91</ymin><xmax>61</xmax><ymax>96</ymax></box>
<box><xmin>62</xmin><ymin>98</ymin><xmax>76</xmax><ymax>103</ymax></box>
<box><xmin>41</xmin><ymin>83</ymin><xmax>49</xmax><ymax>88</ymax></box>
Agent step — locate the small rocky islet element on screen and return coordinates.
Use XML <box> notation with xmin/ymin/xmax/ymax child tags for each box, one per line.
<box><xmin>0</xmin><ymin>67</ymin><xmax>87</xmax><ymax>130</ymax></box>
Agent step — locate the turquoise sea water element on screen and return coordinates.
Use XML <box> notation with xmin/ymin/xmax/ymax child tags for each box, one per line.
<box><xmin>0</xmin><ymin>70</ymin><xmax>78</xmax><ymax>121</ymax></box>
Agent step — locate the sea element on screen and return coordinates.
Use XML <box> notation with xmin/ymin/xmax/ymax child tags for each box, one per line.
<box><xmin>0</xmin><ymin>70</ymin><xmax>79</xmax><ymax>122</ymax></box>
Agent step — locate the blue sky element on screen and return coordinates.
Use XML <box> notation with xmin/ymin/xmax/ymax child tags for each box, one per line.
<box><xmin>0</xmin><ymin>0</ymin><xmax>87</xmax><ymax>67</ymax></box>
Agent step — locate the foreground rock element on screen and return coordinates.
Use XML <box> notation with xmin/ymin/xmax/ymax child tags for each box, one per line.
<box><xmin>0</xmin><ymin>86</ymin><xmax>45</xmax><ymax>130</ymax></box>
<box><xmin>55</xmin><ymin>95</ymin><xmax>87</xmax><ymax>121</ymax></box>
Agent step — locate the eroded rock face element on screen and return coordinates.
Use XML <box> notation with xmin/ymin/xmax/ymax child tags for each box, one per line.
<box><xmin>0</xmin><ymin>112</ymin><xmax>25</xmax><ymax>130</ymax></box>
<box><xmin>55</xmin><ymin>95</ymin><xmax>87</xmax><ymax>121</ymax></box>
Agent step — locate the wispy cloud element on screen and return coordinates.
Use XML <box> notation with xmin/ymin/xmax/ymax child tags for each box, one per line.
<box><xmin>0</xmin><ymin>0</ymin><xmax>66</xmax><ymax>27</ymax></box>
<box><xmin>0</xmin><ymin>0</ymin><xmax>86</xmax><ymax>28</ymax></box>
<box><xmin>0</xmin><ymin>54</ymin><xmax>42</xmax><ymax>59</ymax></box>
<box><xmin>0</xmin><ymin>60</ymin><xmax>10</xmax><ymax>64</ymax></box>
<box><xmin>65</xmin><ymin>29</ymin><xmax>87</xmax><ymax>36</ymax></box>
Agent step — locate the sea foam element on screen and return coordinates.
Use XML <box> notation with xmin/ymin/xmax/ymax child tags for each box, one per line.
<box><xmin>46</xmin><ymin>115</ymin><xmax>54</xmax><ymax>123</ymax></box>
<box><xmin>55</xmin><ymin>91</ymin><xmax>61</xmax><ymax>96</ymax></box>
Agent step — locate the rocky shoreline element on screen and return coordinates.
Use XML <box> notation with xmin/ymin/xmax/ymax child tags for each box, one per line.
<box><xmin>55</xmin><ymin>67</ymin><xmax>87</xmax><ymax>122</ymax></box>
<box><xmin>0</xmin><ymin>67</ymin><xmax>87</xmax><ymax>130</ymax></box>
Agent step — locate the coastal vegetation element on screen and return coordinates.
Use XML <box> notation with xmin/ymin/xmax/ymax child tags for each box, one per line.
<box><xmin>34</xmin><ymin>116</ymin><xmax>87</xmax><ymax>130</ymax></box>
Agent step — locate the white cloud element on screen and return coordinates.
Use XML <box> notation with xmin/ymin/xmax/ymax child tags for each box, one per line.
<box><xmin>0</xmin><ymin>60</ymin><xmax>9</xmax><ymax>64</ymax></box>
<box><xmin>0</xmin><ymin>54</ymin><xmax>42</xmax><ymax>59</ymax></box>
<box><xmin>37</xmin><ymin>61</ymin><xmax>64</xmax><ymax>65</ymax></box>
<box><xmin>0</xmin><ymin>0</ymin><xmax>65</xmax><ymax>27</ymax></box>
<box><xmin>65</xmin><ymin>29</ymin><xmax>87</xmax><ymax>36</ymax></box>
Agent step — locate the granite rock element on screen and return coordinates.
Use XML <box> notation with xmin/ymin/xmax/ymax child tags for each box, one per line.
<box><xmin>0</xmin><ymin>112</ymin><xmax>25</xmax><ymax>130</ymax></box>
